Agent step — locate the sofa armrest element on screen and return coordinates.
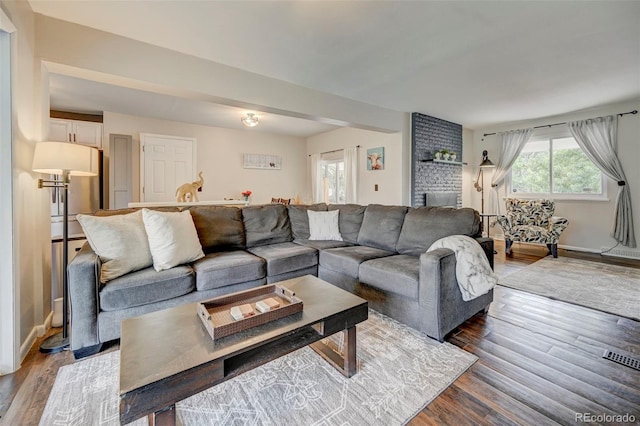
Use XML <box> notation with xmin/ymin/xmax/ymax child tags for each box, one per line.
<box><xmin>68</xmin><ymin>243</ymin><xmax>102</xmax><ymax>351</ymax></box>
<box><xmin>548</xmin><ymin>216</ymin><xmax>569</xmax><ymax>240</ymax></box>
<box><xmin>418</xmin><ymin>248</ymin><xmax>458</xmax><ymax>341</ymax></box>
<box><xmin>495</xmin><ymin>214</ymin><xmax>511</xmax><ymax>233</ymax></box>
<box><xmin>474</xmin><ymin>237</ymin><xmax>494</xmax><ymax>270</ymax></box>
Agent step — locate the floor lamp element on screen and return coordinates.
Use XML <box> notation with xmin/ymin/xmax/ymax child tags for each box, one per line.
<box><xmin>473</xmin><ymin>150</ymin><xmax>495</xmax><ymax>214</ymax></box>
<box><xmin>33</xmin><ymin>142</ymin><xmax>98</xmax><ymax>353</ymax></box>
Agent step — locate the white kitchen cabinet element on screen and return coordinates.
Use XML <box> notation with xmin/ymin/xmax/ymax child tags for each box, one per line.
<box><xmin>50</xmin><ymin>118</ymin><xmax>103</xmax><ymax>148</ymax></box>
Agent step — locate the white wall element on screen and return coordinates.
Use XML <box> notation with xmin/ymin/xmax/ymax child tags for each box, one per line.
<box><xmin>103</xmin><ymin>112</ymin><xmax>309</xmax><ymax>206</ymax></box>
<box><xmin>471</xmin><ymin>100</ymin><xmax>640</xmax><ymax>255</ymax></box>
<box><xmin>307</xmin><ymin>127</ymin><xmax>404</xmax><ymax>205</ymax></box>
<box><xmin>1</xmin><ymin>0</ymin><xmax>52</xmax><ymax>374</ymax></box>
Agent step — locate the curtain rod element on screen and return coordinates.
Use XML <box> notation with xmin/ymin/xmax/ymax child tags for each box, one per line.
<box><xmin>482</xmin><ymin>109</ymin><xmax>638</xmax><ymax>137</ymax></box>
<box><xmin>308</xmin><ymin>145</ymin><xmax>360</xmax><ymax>157</ymax></box>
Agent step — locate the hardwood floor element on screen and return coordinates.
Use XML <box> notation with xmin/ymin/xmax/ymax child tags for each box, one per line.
<box><xmin>1</xmin><ymin>241</ymin><xmax>639</xmax><ymax>425</ymax></box>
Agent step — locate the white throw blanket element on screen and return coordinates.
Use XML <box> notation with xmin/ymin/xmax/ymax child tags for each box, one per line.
<box><xmin>428</xmin><ymin>235</ymin><xmax>498</xmax><ymax>301</ymax></box>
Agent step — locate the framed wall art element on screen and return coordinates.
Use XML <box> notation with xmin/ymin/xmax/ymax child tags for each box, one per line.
<box><xmin>367</xmin><ymin>147</ymin><xmax>384</xmax><ymax>170</ymax></box>
<box><xmin>243</xmin><ymin>153</ymin><xmax>282</xmax><ymax>170</ymax></box>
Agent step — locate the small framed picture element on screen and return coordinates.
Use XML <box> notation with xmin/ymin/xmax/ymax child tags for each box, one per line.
<box><xmin>367</xmin><ymin>147</ymin><xmax>384</xmax><ymax>170</ymax></box>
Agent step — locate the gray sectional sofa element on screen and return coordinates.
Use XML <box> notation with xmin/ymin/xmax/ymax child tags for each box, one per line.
<box><xmin>68</xmin><ymin>203</ymin><xmax>494</xmax><ymax>358</ymax></box>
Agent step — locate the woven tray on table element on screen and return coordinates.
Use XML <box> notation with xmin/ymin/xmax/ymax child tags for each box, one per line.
<box><xmin>197</xmin><ymin>284</ymin><xmax>303</xmax><ymax>341</ymax></box>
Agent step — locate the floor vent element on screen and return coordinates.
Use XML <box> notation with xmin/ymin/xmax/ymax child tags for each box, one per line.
<box><xmin>603</xmin><ymin>350</ymin><xmax>640</xmax><ymax>371</ymax></box>
<box><xmin>600</xmin><ymin>247</ymin><xmax>640</xmax><ymax>260</ymax></box>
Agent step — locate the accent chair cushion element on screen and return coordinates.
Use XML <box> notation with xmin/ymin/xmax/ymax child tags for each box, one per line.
<box><xmin>76</xmin><ymin>210</ymin><xmax>152</xmax><ymax>283</ymax></box>
<box><xmin>142</xmin><ymin>209</ymin><xmax>205</xmax><ymax>271</ymax></box>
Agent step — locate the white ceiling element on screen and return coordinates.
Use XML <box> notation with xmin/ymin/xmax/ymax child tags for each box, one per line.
<box><xmin>33</xmin><ymin>1</ymin><xmax>640</xmax><ymax>132</ymax></box>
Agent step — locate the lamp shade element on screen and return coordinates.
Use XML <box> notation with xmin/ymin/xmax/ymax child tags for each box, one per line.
<box><xmin>479</xmin><ymin>150</ymin><xmax>495</xmax><ymax>168</ymax></box>
<box><xmin>32</xmin><ymin>142</ymin><xmax>98</xmax><ymax>176</ymax></box>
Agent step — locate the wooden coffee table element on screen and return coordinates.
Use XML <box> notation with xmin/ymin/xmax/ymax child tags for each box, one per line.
<box><xmin>119</xmin><ymin>275</ymin><xmax>368</xmax><ymax>425</ymax></box>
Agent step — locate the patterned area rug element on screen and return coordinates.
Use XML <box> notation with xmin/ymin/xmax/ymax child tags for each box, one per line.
<box><xmin>40</xmin><ymin>310</ymin><xmax>476</xmax><ymax>425</ymax></box>
<box><xmin>499</xmin><ymin>256</ymin><xmax>640</xmax><ymax>320</ymax></box>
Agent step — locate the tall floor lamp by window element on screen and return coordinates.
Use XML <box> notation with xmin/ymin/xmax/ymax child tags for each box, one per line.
<box><xmin>473</xmin><ymin>150</ymin><xmax>495</xmax><ymax>214</ymax></box>
<box><xmin>32</xmin><ymin>141</ymin><xmax>98</xmax><ymax>353</ymax></box>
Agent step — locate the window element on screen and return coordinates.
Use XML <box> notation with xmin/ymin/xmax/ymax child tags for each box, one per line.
<box><xmin>322</xmin><ymin>159</ymin><xmax>345</xmax><ymax>204</ymax></box>
<box><xmin>509</xmin><ymin>129</ymin><xmax>606</xmax><ymax>200</ymax></box>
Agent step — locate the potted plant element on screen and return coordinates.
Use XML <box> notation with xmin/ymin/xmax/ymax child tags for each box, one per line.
<box><xmin>241</xmin><ymin>190</ymin><xmax>252</xmax><ymax>201</ymax></box>
<box><xmin>449</xmin><ymin>151</ymin><xmax>457</xmax><ymax>161</ymax></box>
<box><xmin>441</xmin><ymin>149</ymin><xmax>450</xmax><ymax>161</ymax></box>
<box><xmin>434</xmin><ymin>150</ymin><xmax>442</xmax><ymax>160</ymax></box>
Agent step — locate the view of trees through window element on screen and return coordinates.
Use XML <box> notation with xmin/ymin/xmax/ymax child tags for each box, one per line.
<box><xmin>511</xmin><ymin>137</ymin><xmax>602</xmax><ymax>195</ymax></box>
<box><xmin>322</xmin><ymin>160</ymin><xmax>346</xmax><ymax>203</ymax></box>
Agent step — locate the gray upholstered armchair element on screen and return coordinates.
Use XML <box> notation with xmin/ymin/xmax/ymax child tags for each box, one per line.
<box><xmin>496</xmin><ymin>198</ymin><xmax>568</xmax><ymax>258</ymax></box>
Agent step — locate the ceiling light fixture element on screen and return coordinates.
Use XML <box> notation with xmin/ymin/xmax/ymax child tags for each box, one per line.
<box><xmin>241</xmin><ymin>113</ymin><xmax>259</xmax><ymax>127</ymax></box>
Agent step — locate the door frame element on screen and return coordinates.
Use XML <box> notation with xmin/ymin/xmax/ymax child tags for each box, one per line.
<box><xmin>139</xmin><ymin>133</ymin><xmax>197</xmax><ymax>203</ymax></box>
<box><xmin>0</xmin><ymin>9</ymin><xmax>18</xmax><ymax>374</ymax></box>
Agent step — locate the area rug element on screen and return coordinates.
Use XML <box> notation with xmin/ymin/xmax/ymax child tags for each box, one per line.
<box><xmin>40</xmin><ymin>310</ymin><xmax>476</xmax><ymax>425</ymax></box>
<box><xmin>499</xmin><ymin>256</ymin><xmax>640</xmax><ymax>320</ymax></box>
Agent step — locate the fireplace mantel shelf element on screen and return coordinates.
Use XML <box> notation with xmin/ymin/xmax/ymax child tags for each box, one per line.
<box><xmin>420</xmin><ymin>159</ymin><xmax>468</xmax><ymax>165</ymax></box>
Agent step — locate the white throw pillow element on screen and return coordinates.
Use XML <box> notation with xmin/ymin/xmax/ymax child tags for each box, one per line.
<box><xmin>142</xmin><ymin>208</ymin><xmax>204</xmax><ymax>271</ymax></box>
<box><xmin>308</xmin><ymin>210</ymin><xmax>343</xmax><ymax>241</ymax></box>
<box><xmin>76</xmin><ymin>211</ymin><xmax>152</xmax><ymax>283</ymax></box>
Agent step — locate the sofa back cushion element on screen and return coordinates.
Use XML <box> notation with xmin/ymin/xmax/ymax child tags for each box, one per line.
<box><xmin>396</xmin><ymin>207</ymin><xmax>481</xmax><ymax>256</ymax></box>
<box><xmin>93</xmin><ymin>207</ymin><xmax>180</xmax><ymax>216</ymax></box>
<box><xmin>188</xmin><ymin>206</ymin><xmax>246</xmax><ymax>252</ymax></box>
<box><xmin>328</xmin><ymin>204</ymin><xmax>367</xmax><ymax>244</ymax></box>
<box><xmin>287</xmin><ymin>203</ymin><xmax>328</xmax><ymax>239</ymax></box>
<box><xmin>357</xmin><ymin>205</ymin><xmax>408</xmax><ymax>252</ymax></box>
<box><xmin>242</xmin><ymin>204</ymin><xmax>292</xmax><ymax>247</ymax></box>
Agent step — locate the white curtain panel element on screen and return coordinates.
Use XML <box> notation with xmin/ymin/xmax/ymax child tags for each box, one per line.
<box><xmin>344</xmin><ymin>146</ymin><xmax>358</xmax><ymax>204</ymax></box>
<box><xmin>489</xmin><ymin>128</ymin><xmax>533</xmax><ymax>214</ymax></box>
<box><xmin>568</xmin><ymin>115</ymin><xmax>636</xmax><ymax>248</ymax></box>
<box><xmin>309</xmin><ymin>153</ymin><xmax>323</xmax><ymax>203</ymax></box>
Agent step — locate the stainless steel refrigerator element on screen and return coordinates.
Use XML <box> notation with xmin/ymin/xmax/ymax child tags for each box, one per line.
<box><xmin>50</xmin><ymin>149</ymin><xmax>104</xmax><ymax>239</ymax></box>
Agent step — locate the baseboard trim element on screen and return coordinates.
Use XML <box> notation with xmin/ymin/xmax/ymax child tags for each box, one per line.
<box><xmin>20</xmin><ymin>311</ymin><xmax>54</xmax><ymax>363</ymax></box>
<box><xmin>559</xmin><ymin>244</ymin><xmax>601</xmax><ymax>254</ymax></box>
<box><xmin>19</xmin><ymin>328</ymin><xmax>37</xmax><ymax>364</ymax></box>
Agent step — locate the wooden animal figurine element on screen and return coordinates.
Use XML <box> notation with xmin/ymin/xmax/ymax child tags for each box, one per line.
<box><xmin>175</xmin><ymin>171</ymin><xmax>204</xmax><ymax>202</ymax></box>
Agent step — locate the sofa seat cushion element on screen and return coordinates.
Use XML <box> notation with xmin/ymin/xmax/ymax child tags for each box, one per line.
<box><xmin>507</xmin><ymin>225</ymin><xmax>554</xmax><ymax>244</ymax></box>
<box><xmin>247</xmin><ymin>242</ymin><xmax>318</xmax><ymax>276</ymax></box>
<box><xmin>320</xmin><ymin>246</ymin><xmax>395</xmax><ymax>278</ymax></box>
<box><xmin>192</xmin><ymin>251</ymin><xmax>266</xmax><ymax>291</ymax></box>
<box><xmin>294</xmin><ymin>239</ymin><xmax>353</xmax><ymax>250</ymax></box>
<box><xmin>359</xmin><ymin>255</ymin><xmax>419</xmax><ymax>300</ymax></box>
<box><xmin>99</xmin><ymin>265</ymin><xmax>195</xmax><ymax>311</ymax></box>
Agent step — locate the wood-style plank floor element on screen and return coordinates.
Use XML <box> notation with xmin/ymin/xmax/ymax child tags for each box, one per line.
<box><xmin>2</xmin><ymin>241</ymin><xmax>639</xmax><ymax>425</ymax></box>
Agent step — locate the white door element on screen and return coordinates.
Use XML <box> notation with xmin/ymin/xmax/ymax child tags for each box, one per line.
<box><xmin>140</xmin><ymin>133</ymin><xmax>196</xmax><ymax>203</ymax></box>
<box><xmin>110</xmin><ymin>134</ymin><xmax>132</xmax><ymax>209</ymax></box>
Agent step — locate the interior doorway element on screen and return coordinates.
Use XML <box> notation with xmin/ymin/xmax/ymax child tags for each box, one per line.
<box><xmin>140</xmin><ymin>133</ymin><xmax>196</xmax><ymax>203</ymax></box>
